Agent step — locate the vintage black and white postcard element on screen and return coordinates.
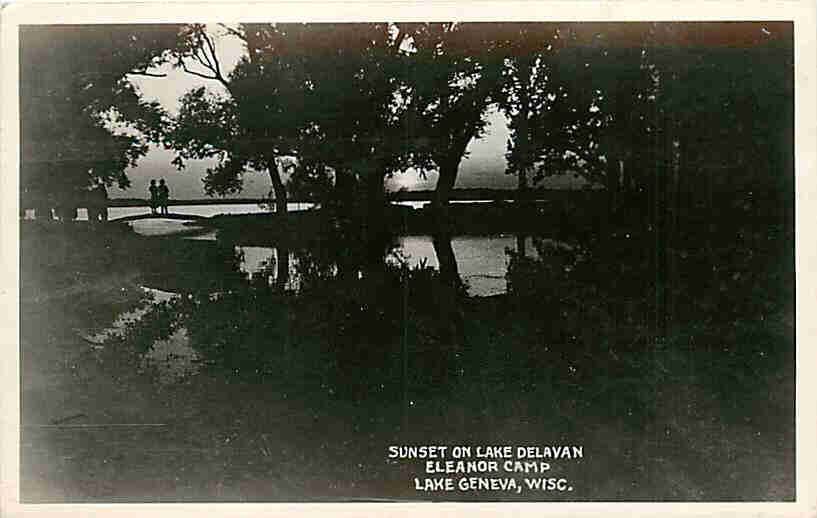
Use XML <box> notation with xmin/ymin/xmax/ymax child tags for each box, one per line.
<box><xmin>1</xmin><ymin>1</ymin><xmax>816</xmax><ymax>516</ymax></box>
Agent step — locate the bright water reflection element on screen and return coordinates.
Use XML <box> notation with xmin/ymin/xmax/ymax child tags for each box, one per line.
<box><xmin>230</xmin><ymin>235</ymin><xmax>554</xmax><ymax>297</ymax></box>
<box><xmin>141</xmin><ymin>327</ymin><xmax>200</xmax><ymax>385</ymax></box>
<box><xmin>117</xmin><ymin>213</ymin><xmax>565</xmax><ymax>297</ymax></box>
<box><xmin>23</xmin><ymin>202</ymin><xmax>317</xmax><ymax>221</ymax></box>
<box><xmin>235</xmin><ymin>246</ymin><xmax>301</xmax><ymax>292</ymax></box>
<box><xmin>85</xmin><ymin>287</ymin><xmax>201</xmax><ymax>385</ymax></box>
<box><xmin>128</xmin><ymin>219</ymin><xmax>205</xmax><ymax>236</ymax></box>
<box><xmin>389</xmin><ymin>235</ymin><xmax>542</xmax><ymax>297</ymax></box>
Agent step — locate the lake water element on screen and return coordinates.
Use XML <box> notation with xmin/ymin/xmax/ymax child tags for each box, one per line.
<box><xmin>63</xmin><ymin>203</ymin><xmax>554</xmax><ymax>297</ymax></box>
<box><xmin>80</xmin><ymin>287</ymin><xmax>202</xmax><ymax>385</ymax></box>
<box><xmin>22</xmin><ymin>202</ymin><xmax>315</xmax><ymax>222</ymax></box>
<box><xmin>232</xmin><ymin>235</ymin><xmax>543</xmax><ymax>297</ymax></box>
<box><xmin>81</xmin><ymin>228</ymin><xmax>547</xmax><ymax>393</ymax></box>
<box><xmin>390</xmin><ymin>235</ymin><xmax>538</xmax><ymax>296</ymax></box>
<box><xmin>85</xmin><ymin>231</ymin><xmax>545</xmax><ymax>390</ymax></box>
<box><xmin>24</xmin><ymin>198</ymin><xmax>533</xmax><ymax>221</ymax></box>
<box><xmin>26</xmin><ymin>203</ymin><xmax>559</xmax><ymax>296</ymax></box>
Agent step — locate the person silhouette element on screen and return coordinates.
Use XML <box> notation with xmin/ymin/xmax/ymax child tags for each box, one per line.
<box><xmin>149</xmin><ymin>180</ymin><xmax>159</xmax><ymax>215</ymax></box>
<box><xmin>158</xmin><ymin>179</ymin><xmax>170</xmax><ymax>215</ymax></box>
<box><xmin>87</xmin><ymin>181</ymin><xmax>108</xmax><ymax>223</ymax></box>
<box><xmin>96</xmin><ymin>182</ymin><xmax>109</xmax><ymax>222</ymax></box>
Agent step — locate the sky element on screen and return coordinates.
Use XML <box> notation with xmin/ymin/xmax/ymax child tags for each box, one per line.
<box><xmin>116</xmin><ymin>26</ymin><xmax>583</xmax><ymax>199</ymax></box>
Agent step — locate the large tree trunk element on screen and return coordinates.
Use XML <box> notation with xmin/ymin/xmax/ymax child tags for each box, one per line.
<box><xmin>431</xmin><ymin>231</ymin><xmax>465</xmax><ymax>375</ymax></box>
<box><xmin>363</xmin><ymin>169</ymin><xmax>389</xmax><ymax>269</ymax></box>
<box><xmin>275</xmin><ymin>244</ymin><xmax>290</xmax><ymax>291</ymax></box>
<box><xmin>433</xmin><ymin>131</ymin><xmax>473</xmax><ymax>211</ymax></box>
<box><xmin>433</xmin><ymin>231</ymin><xmax>461</xmax><ymax>292</ymax></box>
<box><xmin>34</xmin><ymin>200</ymin><xmax>52</xmax><ymax>222</ymax></box>
<box><xmin>365</xmin><ymin>169</ymin><xmax>387</xmax><ymax>219</ymax></box>
<box><xmin>518</xmin><ymin>168</ymin><xmax>529</xmax><ymax>194</ymax></box>
<box><xmin>433</xmin><ymin>159</ymin><xmax>459</xmax><ymax>210</ymax></box>
<box><xmin>268</xmin><ymin>161</ymin><xmax>288</xmax><ymax>214</ymax></box>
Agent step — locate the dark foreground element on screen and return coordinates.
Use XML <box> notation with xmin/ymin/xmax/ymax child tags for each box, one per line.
<box><xmin>19</xmin><ymin>209</ymin><xmax>795</xmax><ymax>502</ymax></box>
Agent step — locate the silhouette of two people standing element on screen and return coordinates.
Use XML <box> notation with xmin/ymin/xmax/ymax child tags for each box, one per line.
<box><xmin>149</xmin><ymin>179</ymin><xmax>170</xmax><ymax>215</ymax></box>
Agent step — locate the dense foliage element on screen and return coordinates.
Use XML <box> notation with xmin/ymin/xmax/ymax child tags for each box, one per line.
<box><xmin>20</xmin><ymin>25</ymin><xmax>181</xmax><ymax>213</ymax></box>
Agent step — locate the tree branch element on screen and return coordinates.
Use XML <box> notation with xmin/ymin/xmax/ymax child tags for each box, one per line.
<box><xmin>202</xmin><ymin>32</ymin><xmax>223</xmax><ymax>79</ymax></box>
<box><xmin>192</xmin><ymin>49</ymin><xmax>214</xmax><ymax>72</ymax></box>
<box><xmin>181</xmin><ymin>61</ymin><xmax>221</xmax><ymax>81</ymax></box>
<box><xmin>178</xmin><ymin>37</ymin><xmax>231</xmax><ymax>92</ymax></box>
<box><xmin>194</xmin><ymin>38</ymin><xmax>216</xmax><ymax>71</ymax></box>
<box><xmin>218</xmin><ymin>23</ymin><xmax>247</xmax><ymax>42</ymax></box>
<box><xmin>128</xmin><ymin>70</ymin><xmax>167</xmax><ymax>78</ymax></box>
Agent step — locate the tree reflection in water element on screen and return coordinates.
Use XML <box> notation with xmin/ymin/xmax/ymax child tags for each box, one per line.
<box><xmin>92</xmin><ymin>220</ymin><xmax>793</xmax><ymax>499</ymax></box>
<box><xmin>111</xmin><ymin>234</ymin><xmax>471</xmax><ymax>405</ymax></box>
<box><xmin>111</xmin><ymin>224</ymin><xmax>791</xmax><ymax>425</ymax></box>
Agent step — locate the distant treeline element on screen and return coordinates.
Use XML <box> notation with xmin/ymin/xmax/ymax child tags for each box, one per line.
<box><xmin>107</xmin><ymin>197</ymin><xmax>279</xmax><ymax>207</ymax></box>
<box><xmin>108</xmin><ymin>188</ymin><xmax>599</xmax><ymax>207</ymax></box>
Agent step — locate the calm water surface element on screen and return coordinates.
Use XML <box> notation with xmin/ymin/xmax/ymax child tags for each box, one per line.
<box><xmin>100</xmin><ymin>204</ymin><xmax>554</xmax><ymax>297</ymax></box>
<box><xmin>86</xmin><ymin>205</ymin><xmax>563</xmax><ymax>387</ymax></box>
<box><xmin>233</xmin><ymin>236</ymin><xmax>546</xmax><ymax>297</ymax></box>
<box><xmin>23</xmin><ymin>202</ymin><xmax>315</xmax><ymax>223</ymax></box>
<box><xmin>25</xmin><ymin>199</ymin><xmax>538</xmax><ymax>222</ymax></box>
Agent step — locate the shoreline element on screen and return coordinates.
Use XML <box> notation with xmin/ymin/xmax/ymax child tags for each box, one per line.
<box><xmin>104</xmin><ymin>187</ymin><xmax>601</xmax><ymax>208</ymax></box>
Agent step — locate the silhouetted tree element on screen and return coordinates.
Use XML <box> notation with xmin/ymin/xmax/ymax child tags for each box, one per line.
<box><xmin>167</xmin><ymin>23</ymin><xmax>420</xmax><ymax>226</ymax></box>
<box><xmin>282</xmin><ymin>23</ymin><xmax>416</xmax><ymax>226</ymax></box>
<box><xmin>497</xmin><ymin>25</ymin><xmax>550</xmax><ymax>197</ymax></box>
<box><xmin>403</xmin><ymin>23</ymin><xmax>507</xmax><ymax>212</ymax></box>
<box><xmin>165</xmin><ymin>24</ymin><xmax>305</xmax><ymax>214</ymax></box>
<box><xmin>20</xmin><ymin>25</ymin><xmax>180</xmax><ymax>218</ymax></box>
